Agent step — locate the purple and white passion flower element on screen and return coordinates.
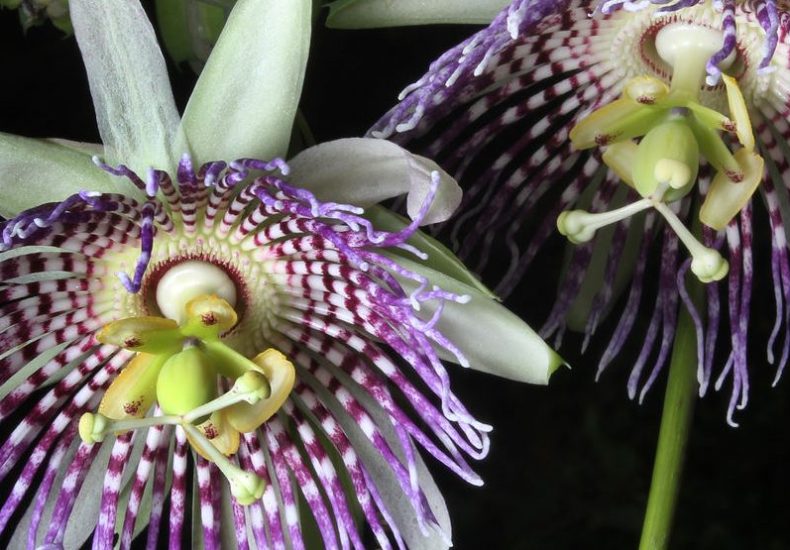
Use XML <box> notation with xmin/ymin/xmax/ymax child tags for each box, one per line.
<box><xmin>0</xmin><ymin>0</ymin><xmax>562</xmax><ymax>548</ymax></box>
<box><xmin>343</xmin><ymin>0</ymin><xmax>790</xmax><ymax>424</ymax></box>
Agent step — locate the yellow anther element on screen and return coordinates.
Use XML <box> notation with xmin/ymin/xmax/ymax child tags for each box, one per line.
<box><xmin>99</xmin><ymin>352</ymin><xmax>167</xmax><ymax>420</ymax></box>
<box><xmin>187</xmin><ymin>412</ymin><xmax>241</xmax><ymax>459</ymax></box>
<box><xmin>602</xmin><ymin>140</ymin><xmax>638</xmax><ymax>188</ymax></box>
<box><xmin>722</xmin><ymin>74</ymin><xmax>755</xmax><ymax>152</ymax></box>
<box><xmin>570</xmin><ymin>98</ymin><xmax>645</xmax><ymax>149</ymax></box>
<box><xmin>183</xmin><ymin>294</ymin><xmax>238</xmax><ymax>335</ymax></box>
<box><xmin>623</xmin><ymin>76</ymin><xmax>669</xmax><ymax>104</ymax></box>
<box><xmin>685</xmin><ymin>102</ymin><xmax>734</xmax><ymax>133</ymax></box>
<box><xmin>96</xmin><ymin>316</ymin><xmax>181</xmax><ymax>354</ymax></box>
<box><xmin>700</xmin><ymin>148</ymin><xmax>765</xmax><ymax>230</ymax></box>
<box><xmin>226</xmin><ymin>349</ymin><xmax>295</xmax><ymax>433</ymax></box>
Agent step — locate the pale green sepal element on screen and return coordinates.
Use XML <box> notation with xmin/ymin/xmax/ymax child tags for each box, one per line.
<box><xmin>0</xmin><ymin>132</ymin><xmax>141</xmax><ymax>218</ymax></box>
<box><xmin>366</xmin><ymin>205</ymin><xmax>496</xmax><ymax>298</ymax></box>
<box><xmin>70</xmin><ymin>0</ymin><xmax>182</xmax><ymax>174</ymax></box>
<box><xmin>180</xmin><ymin>0</ymin><xmax>311</xmax><ymax>165</ymax></box>
<box><xmin>326</xmin><ymin>0</ymin><xmax>507</xmax><ymax>29</ymax></box>
<box><xmin>288</xmin><ymin>138</ymin><xmax>461</xmax><ymax>225</ymax></box>
<box><xmin>390</xmin><ymin>255</ymin><xmax>564</xmax><ymax>384</ymax></box>
<box><xmin>46</xmin><ymin>138</ymin><xmax>105</xmax><ymax>156</ymax></box>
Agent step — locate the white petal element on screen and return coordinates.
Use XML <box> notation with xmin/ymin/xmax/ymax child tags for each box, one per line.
<box><xmin>288</xmin><ymin>138</ymin><xmax>461</xmax><ymax>224</ymax></box>
<box><xmin>70</xmin><ymin>0</ymin><xmax>181</xmax><ymax>173</ymax></box>
<box><xmin>299</xmin><ymin>367</ymin><xmax>452</xmax><ymax>550</ymax></box>
<box><xmin>389</xmin><ymin>254</ymin><xmax>564</xmax><ymax>384</ymax></box>
<box><xmin>181</xmin><ymin>0</ymin><xmax>311</xmax><ymax>165</ymax></box>
<box><xmin>0</xmin><ymin>132</ymin><xmax>142</xmax><ymax>218</ymax></box>
<box><xmin>326</xmin><ymin>0</ymin><xmax>508</xmax><ymax>28</ymax></box>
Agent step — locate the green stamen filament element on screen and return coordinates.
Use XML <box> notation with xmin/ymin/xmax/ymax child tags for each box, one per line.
<box><xmin>181</xmin><ymin>371</ymin><xmax>269</xmax><ymax>423</ymax></box>
<box><xmin>182</xmin><ymin>423</ymin><xmax>265</xmax><ymax>505</ymax></box>
<box><xmin>558</xmin><ymin>199</ymin><xmax>653</xmax><ymax>244</ymax></box>
<box><xmin>652</xmin><ymin>201</ymin><xmax>728</xmax><ymax>282</ymax></box>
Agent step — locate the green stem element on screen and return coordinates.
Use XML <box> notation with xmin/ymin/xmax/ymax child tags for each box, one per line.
<box><xmin>638</xmin><ymin>305</ymin><xmax>699</xmax><ymax>550</ymax></box>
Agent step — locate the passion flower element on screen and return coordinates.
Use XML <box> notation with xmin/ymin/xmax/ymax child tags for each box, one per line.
<box><xmin>0</xmin><ymin>0</ymin><xmax>561</xmax><ymax>547</ymax></box>
<box><xmin>363</xmin><ymin>0</ymin><xmax>790</xmax><ymax>423</ymax></box>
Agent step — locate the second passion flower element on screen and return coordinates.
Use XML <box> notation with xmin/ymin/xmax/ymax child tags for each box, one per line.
<box><xmin>365</xmin><ymin>0</ymin><xmax>790</xmax><ymax>423</ymax></box>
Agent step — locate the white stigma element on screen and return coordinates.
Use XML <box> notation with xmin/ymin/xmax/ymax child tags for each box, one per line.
<box><xmin>655</xmin><ymin>24</ymin><xmax>735</xmax><ymax>71</ymax></box>
<box><xmin>156</xmin><ymin>260</ymin><xmax>237</xmax><ymax>323</ymax></box>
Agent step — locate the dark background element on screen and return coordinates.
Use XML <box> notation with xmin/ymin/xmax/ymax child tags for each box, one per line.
<box><xmin>1</xmin><ymin>3</ymin><xmax>789</xmax><ymax>548</ymax></box>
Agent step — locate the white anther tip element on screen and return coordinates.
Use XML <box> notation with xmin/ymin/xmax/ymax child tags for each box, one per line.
<box><xmin>557</xmin><ymin>210</ymin><xmax>596</xmax><ymax>244</ymax></box>
<box><xmin>691</xmin><ymin>249</ymin><xmax>729</xmax><ymax>283</ymax></box>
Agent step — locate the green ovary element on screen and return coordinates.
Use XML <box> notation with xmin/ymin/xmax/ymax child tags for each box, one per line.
<box><xmin>156</xmin><ymin>346</ymin><xmax>218</xmax><ymax>417</ymax></box>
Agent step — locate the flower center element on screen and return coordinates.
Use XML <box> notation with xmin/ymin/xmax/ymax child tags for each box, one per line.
<box><xmin>78</xmin><ymin>293</ymin><xmax>296</xmax><ymax>505</ymax></box>
<box><xmin>559</xmin><ymin>21</ymin><xmax>765</xmax><ymax>283</ymax></box>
